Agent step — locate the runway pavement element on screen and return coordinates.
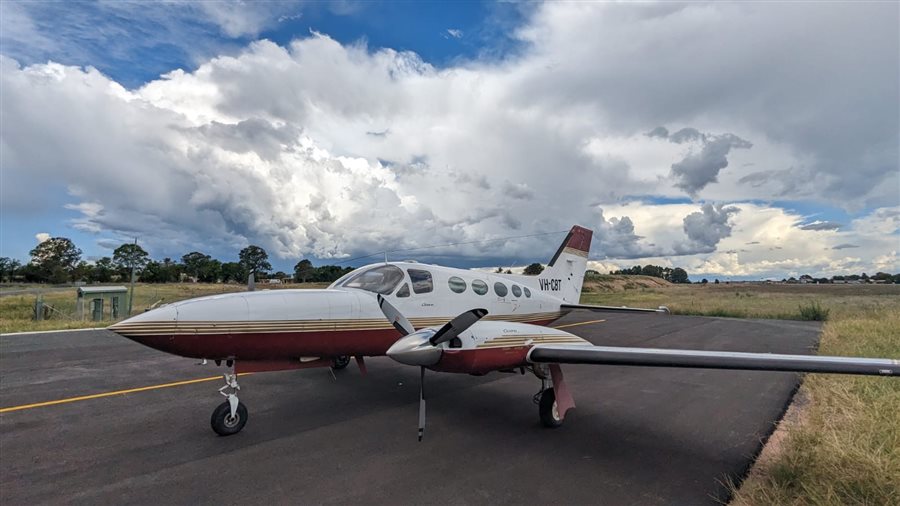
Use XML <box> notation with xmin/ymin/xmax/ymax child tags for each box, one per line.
<box><xmin>0</xmin><ymin>311</ymin><xmax>821</xmax><ymax>505</ymax></box>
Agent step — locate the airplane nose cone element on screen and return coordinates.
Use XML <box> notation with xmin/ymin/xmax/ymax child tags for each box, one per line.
<box><xmin>386</xmin><ymin>332</ymin><xmax>442</xmax><ymax>367</ymax></box>
<box><xmin>107</xmin><ymin>304</ymin><xmax>178</xmax><ymax>347</ymax></box>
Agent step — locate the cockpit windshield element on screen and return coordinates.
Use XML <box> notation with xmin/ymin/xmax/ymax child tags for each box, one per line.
<box><xmin>341</xmin><ymin>265</ymin><xmax>405</xmax><ymax>294</ymax></box>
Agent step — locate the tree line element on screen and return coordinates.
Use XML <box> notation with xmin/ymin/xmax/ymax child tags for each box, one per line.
<box><xmin>609</xmin><ymin>264</ymin><xmax>691</xmax><ymax>283</ymax></box>
<box><xmin>0</xmin><ymin>237</ymin><xmax>354</xmax><ymax>285</ymax></box>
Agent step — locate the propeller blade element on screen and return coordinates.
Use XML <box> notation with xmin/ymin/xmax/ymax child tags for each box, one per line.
<box><xmin>377</xmin><ymin>294</ymin><xmax>415</xmax><ymax>336</ymax></box>
<box><xmin>418</xmin><ymin>366</ymin><xmax>426</xmax><ymax>442</ymax></box>
<box><xmin>429</xmin><ymin>308</ymin><xmax>488</xmax><ymax>346</ymax></box>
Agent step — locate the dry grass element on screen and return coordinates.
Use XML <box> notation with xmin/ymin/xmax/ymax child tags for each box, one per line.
<box><xmin>731</xmin><ymin>308</ymin><xmax>900</xmax><ymax>506</ymax></box>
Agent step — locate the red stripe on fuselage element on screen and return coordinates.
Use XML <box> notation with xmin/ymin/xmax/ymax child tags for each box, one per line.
<box><xmin>120</xmin><ymin>318</ymin><xmax>557</xmax><ymax>360</ymax></box>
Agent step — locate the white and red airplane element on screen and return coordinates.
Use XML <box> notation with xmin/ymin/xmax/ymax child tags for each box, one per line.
<box><xmin>109</xmin><ymin>225</ymin><xmax>898</xmax><ymax>438</ymax></box>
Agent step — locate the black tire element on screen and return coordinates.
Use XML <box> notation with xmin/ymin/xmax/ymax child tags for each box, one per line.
<box><xmin>539</xmin><ymin>388</ymin><xmax>563</xmax><ymax>428</ymax></box>
<box><xmin>211</xmin><ymin>401</ymin><xmax>248</xmax><ymax>436</ymax></box>
<box><xmin>332</xmin><ymin>355</ymin><xmax>351</xmax><ymax>370</ymax></box>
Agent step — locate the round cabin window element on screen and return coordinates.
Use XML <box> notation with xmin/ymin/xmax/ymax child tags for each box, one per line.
<box><xmin>494</xmin><ymin>282</ymin><xmax>508</xmax><ymax>297</ymax></box>
<box><xmin>472</xmin><ymin>279</ymin><xmax>488</xmax><ymax>295</ymax></box>
<box><xmin>448</xmin><ymin>276</ymin><xmax>467</xmax><ymax>293</ymax></box>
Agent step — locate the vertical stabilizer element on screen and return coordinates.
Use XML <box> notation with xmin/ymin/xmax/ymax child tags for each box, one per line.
<box><xmin>538</xmin><ymin>225</ymin><xmax>593</xmax><ymax>303</ymax></box>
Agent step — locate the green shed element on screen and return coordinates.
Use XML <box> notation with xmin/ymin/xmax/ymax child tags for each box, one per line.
<box><xmin>77</xmin><ymin>286</ymin><xmax>129</xmax><ymax>321</ymax></box>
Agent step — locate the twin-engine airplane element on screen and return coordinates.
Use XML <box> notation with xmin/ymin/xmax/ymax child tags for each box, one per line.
<box><xmin>109</xmin><ymin>226</ymin><xmax>899</xmax><ymax>439</ymax></box>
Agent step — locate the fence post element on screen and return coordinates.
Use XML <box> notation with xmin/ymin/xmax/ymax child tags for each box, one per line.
<box><xmin>34</xmin><ymin>294</ymin><xmax>44</xmax><ymax>321</ymax></box>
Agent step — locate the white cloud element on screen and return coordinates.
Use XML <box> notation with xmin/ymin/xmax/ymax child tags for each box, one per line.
<box><xmin>1</xmin><ymin>2</ymin><xmax>897</xmax><ymax>277</ymax></box>
<box><xmin>35</xmin><ymin>233</ymin><xmax>50</xmax><ymax>244</ymax></box>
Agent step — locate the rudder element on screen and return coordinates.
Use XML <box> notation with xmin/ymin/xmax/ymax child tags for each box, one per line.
<box><xmin>538</xmin><ymin>225</ymin><xmax>593</xmax><ymax>303</ymax></box>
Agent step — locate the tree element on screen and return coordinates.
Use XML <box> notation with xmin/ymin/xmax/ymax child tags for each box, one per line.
<box><xmin>294</xmin><ymin>259</ymin><xmax>314</xmax><ymax>283</ymax></box>
<box><xmin>29</xmin><ymin>237</ymin><xmax>82</xmax><ymax>282</ymax></box>
<box><xmin>701</xmin><ymin>278</ymin><xmax>708</xmax><ymax>284</ymax></box>
<box><xmin>113</xmin><ymin>243</ymin><xmax>150</xmax><ymax>278</ymax></box>
<box><xmin>669</xmin><ymin>267</ymin><xmax>689</xmax><ymax>284</ymax></box>
<box><xmin>182</xmin><ymin>252</ymin><xmax>213</xmax><ymax>280</ymax></box>
<box><xmin>72</xmin><ymin>261</ymin><xmax>93</xmax><ymax>282</ymax></box>
<box><xmin>239</xmin><ymin>245</ymin><xmax>271</xmax><ymax>276</ymax></box>
<box><xmin>495</xmin><ymin>267</ymin><xmax>504</xmax><ymax>273</ymax></box>
<box><xmin>198</xmin><ymin>259</ymin><xmax>222</xmax><ymax>282</ymax></box>
<box><xmin>91</xmin><ymin>257</ymin><xmax>114</xmax><ymax>283</ymax></box>
<box><xmin>140</xmin><ymin>261</ymin><xmax>164</xmax><ymax>282</ymax></box>
<box><xmin>220</xmin><ymin>262</ymin><xmax>246</xmax><ymax>283</ymax></box>
<box><xmin>523</xmin><ymin>263</ymin><xmax>544</xmax><ymax>275</ymax></box>
<box><xmin>0</xmin><ymin>257</ymin><xmax>21</xmax><ymax>282</ymax></box>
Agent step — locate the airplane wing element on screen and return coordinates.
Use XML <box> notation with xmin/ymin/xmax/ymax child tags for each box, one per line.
<box><xmin>561</xmin><ymin>303</ymin><xmax>670</xmax><ymax>314</ymax></box>
<box><xmin>527</xmin><ymin>344</ymin><xmax>899</xmax><ymax>376</ymax></box>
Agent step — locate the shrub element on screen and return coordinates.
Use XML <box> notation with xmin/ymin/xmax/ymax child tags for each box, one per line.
<box><xmin>798</xmin><ymin>301</ymin><xmax>830</xmax><ymax>321</ymax></box>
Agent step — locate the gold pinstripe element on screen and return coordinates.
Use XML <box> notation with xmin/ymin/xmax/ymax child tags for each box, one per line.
<box><xmin>108</xmin><ymin>311</ymin><xmax>564</xmax><ymax>337</ymax></box>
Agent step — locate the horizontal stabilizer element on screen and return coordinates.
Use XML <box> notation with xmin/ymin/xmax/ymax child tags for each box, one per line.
<box><xmin>562</xmin><ymin>304</ymin><xmax>670</xmax><ymax>314</ymax></box>
<box><xmin>527</xmin><ymin>344</ymin><xmax>899</xmax><ymax>377</ymax></box>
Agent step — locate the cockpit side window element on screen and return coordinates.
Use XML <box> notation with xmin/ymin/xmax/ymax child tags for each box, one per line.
<box><xmin>396</xmin><ymin>283</ymin><xmax>410</xmax><ymax>298</ymax></box>
<box><xmin>342</xmin><ymin>265</ymin><xmax>405</xmax><ymax>294</ymax></box>
<box><xmin>408</xmin><ymin>269</ymin><xmax>434</xmax><ymax>294</ymax></box>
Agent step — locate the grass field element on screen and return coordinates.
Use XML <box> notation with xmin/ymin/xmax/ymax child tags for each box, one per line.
<box><xmin>2</xmin><ymin>280</ymin><xmax>898</xmax><ymax>504</ymax></box>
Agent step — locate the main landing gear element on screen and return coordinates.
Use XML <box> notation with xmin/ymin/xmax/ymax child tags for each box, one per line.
<box><xmin>532</xmin><ymin>364</ymin><xmax>573</xmax><ymax>428</ymax></box>
<box><xmin>332</xmin><ymin>355</ymin><xmax>351</xmax><ymax>370</ymax></box>
<box><xmin>211</xmin><ymin>366</ymin><xmax>248</xmax><ymax>436</ymax></box>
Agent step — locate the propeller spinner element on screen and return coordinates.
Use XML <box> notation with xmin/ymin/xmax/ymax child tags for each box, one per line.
<box><xmin>377</xmin><ymin>295</ymin><xmax>488</xmax><ymax>441</ymax></box>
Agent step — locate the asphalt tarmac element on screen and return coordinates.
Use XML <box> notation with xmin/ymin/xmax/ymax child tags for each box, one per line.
<box><xmin>0</xmin><ymin>311</ymin><xmax>821</xmax><ymax>505</ymax></box>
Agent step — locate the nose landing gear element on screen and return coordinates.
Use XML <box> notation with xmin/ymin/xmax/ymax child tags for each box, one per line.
<box><xmin>211</xmin><ymin>369</ymin><xmax>248</xmax><ymax>436</ymax></box>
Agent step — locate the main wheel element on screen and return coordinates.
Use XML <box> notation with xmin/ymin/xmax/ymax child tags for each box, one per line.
<box><xmin>211</xmin><ymin>400</ymin><xmax>248</xmax><ymax>436</ymax></box>
<box><xmin>539</xmin><ymin>388</ymin><xmax>563</xmax><ymax>428</ymax></box>
<box><xmin>332</xmin><ymin>355</ymin><xmax>351</xmax><ymax>370</ymax></box>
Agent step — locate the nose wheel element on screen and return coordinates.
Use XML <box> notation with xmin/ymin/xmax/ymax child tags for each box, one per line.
<box><xmin>211</xmin><ymin>399</ymin><xmax>248</xmax><ymax>435</ymax></box>
<box><xmin>211</xmin><ymin>371</ymin><xmax>248</xmax><ymax>436</ymax></box>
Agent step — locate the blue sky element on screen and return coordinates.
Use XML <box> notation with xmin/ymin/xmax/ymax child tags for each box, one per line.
<box><xmin>1</xmin><ymin>1</ymin><xmax>897</xmax><ymax>279</ymax></box>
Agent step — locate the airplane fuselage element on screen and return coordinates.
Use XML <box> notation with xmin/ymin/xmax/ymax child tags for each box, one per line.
<box><xmin>110</xmin><ymin>262</ymin><xmax>573</xmax><ymax>362</ymax></box>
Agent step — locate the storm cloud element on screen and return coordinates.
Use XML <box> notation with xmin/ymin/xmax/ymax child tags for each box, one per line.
<box><xmin>1</xmin><ymin>1</ymin><xmax>897</xmax><ymax>277</ymax></box>
<box><xmin>668</xmin><ymin>133</ymin><xmax>753</xmax><ymax>197</ymax></box>
<box><xmin>677</xmin><ymin>203</ymin><xmax>741</xmax><ymax>254</ymax></box>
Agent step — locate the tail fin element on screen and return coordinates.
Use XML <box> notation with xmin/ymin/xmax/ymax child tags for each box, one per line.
<box><xmin>538</xmin><ymin>225</ymin><xmax>593</xmax><ymax>303</ymax></box>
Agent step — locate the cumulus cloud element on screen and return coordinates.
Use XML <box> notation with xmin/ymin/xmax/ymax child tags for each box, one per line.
<box><xmin>35</xmin><ymin>233</ymin><xmax>50</xmax><ymax>244</ymax></box>
<box><xmin>1</xmin><ymin>2</ymin><xmax>898</xmax><ymax>275</ymax></box>
<box><xmin>832</xmin><ymin>243</ymin><xmax>859</xmax><ymax>250</ymax></box>
<box><xmin>677</xmin><ymin>203</ymin><xmax>740</xmax><ymax>254</ymax></box>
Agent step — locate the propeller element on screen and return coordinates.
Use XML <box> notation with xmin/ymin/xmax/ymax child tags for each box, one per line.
<box><xmin>377</xmin><ymin>294</ymin><xmax>415</xmax><ymax>336</ymax></box>
<box><xmin>429</xmin><ymin>308</ymin><xmax>489</xmax><ymax>346</ymax></box>
<box><xmin>376</xmin><ymin>294</ymin><xmax>488</xmax><ymax>441</ymax></box>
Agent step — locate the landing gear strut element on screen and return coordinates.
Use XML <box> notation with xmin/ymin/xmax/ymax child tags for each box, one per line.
<box><xmin>211</xmin><ymin>369</ymin><xmax>248</xmax><ymax>436</ymax></box>
<box><xmin>531</xmin><ymin>364</ymin><xmax>573</xmax><ymax>428</ymax></box>
<box><xmin>332</xmin><ymin>355</ymin><xmax>351</xmax><ymax>370</ymax></box>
